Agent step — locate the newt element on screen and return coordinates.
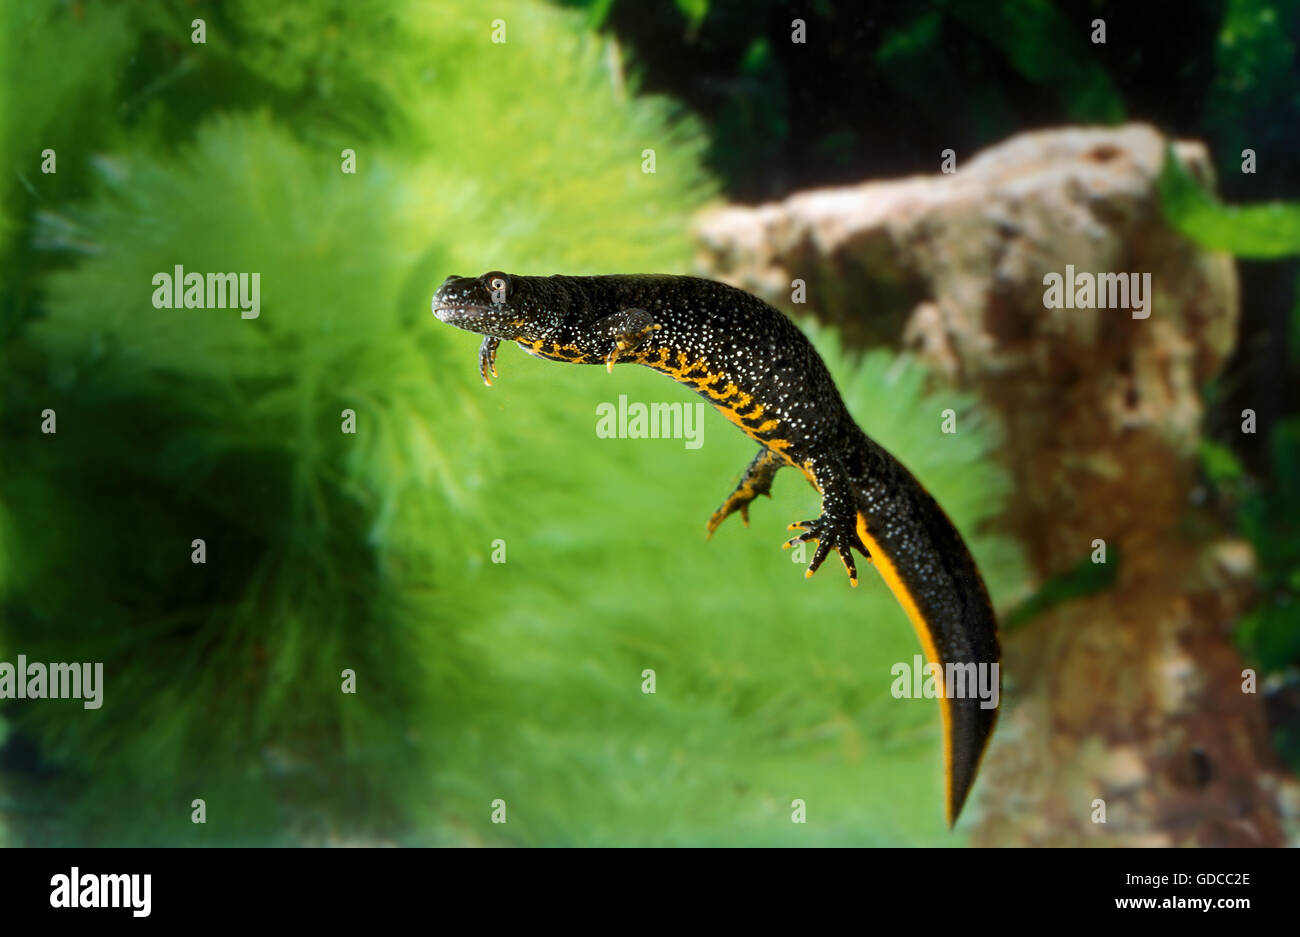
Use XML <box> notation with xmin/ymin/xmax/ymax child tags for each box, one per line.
<box><xmin>432</xmin><ymin>271</ymin><xmax>1000</xmax><ymax>826</ymax></box>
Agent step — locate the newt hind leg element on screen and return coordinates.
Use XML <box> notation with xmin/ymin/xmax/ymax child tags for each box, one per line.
<box><xmin>706</xmin><ymin>447</ymin><xmax>784</xmax><ymax>537</ymax></box>
<box><xmin>782</xmin><ymin>465</ymin><xmax>871</xmax><ymax>586</ymax></box>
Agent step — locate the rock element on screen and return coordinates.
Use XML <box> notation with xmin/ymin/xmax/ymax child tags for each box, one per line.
<box><xmin>695</xmin><ymin>123</ymin><xmax>1299</xmax><ymax>845</ymax></box>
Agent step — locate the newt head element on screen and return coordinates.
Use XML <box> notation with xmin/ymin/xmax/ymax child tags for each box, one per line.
<box><xmin>433</xmin><ymin>272</ymin><xmax>661</xmax><ymax>379</ymax></box>
<box><xmin>432</xmin><ymin>271</ymin><xmax>535</xmax><ymax>342</ymax></box>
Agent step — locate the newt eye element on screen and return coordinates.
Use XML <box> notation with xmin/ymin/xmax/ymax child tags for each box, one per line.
<box><xmin>485</xmin><ymin>273</ymin><xmax>510</xmax><ymax>300</ymax></box>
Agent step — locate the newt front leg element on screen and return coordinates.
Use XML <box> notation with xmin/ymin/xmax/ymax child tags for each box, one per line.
<box><xmin>479</xmin><ymin>336</ymin><xmax>500</xmax><ymax>385</ymax></box>
<box><xmin>592</xmin><ymin>307</ymin><xmax>661</xmax><ymax>372</ymax></box>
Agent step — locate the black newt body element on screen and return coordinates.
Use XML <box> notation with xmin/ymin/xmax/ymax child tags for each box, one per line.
<box><xmin>433</xmin><ymin>271</ymin><xmax>1000</xmax><ymax>825</ymax></box>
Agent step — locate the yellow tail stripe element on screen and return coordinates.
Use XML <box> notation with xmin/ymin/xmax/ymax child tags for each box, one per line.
<box><xmin>855</xmin><ymin>512</ymin><xmax>955</xmax><ymax>826</ymax></box>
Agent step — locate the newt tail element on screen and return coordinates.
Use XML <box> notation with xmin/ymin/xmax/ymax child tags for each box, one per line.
<box><xmin>433</xmin><ymin>271</ymin><xmax>1001</xmax><ymax>826</ymax></box>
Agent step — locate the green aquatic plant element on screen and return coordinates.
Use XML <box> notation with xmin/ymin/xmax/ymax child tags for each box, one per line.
<box><xmin>1159</xmin><ymin>144</ymin><xmax>1300</xmax><ymax>259</ymax></box>
<box><xmin>0</xmin><ymin>0</ymin><xmax>710</xmax><ymax>845</ymax></box>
